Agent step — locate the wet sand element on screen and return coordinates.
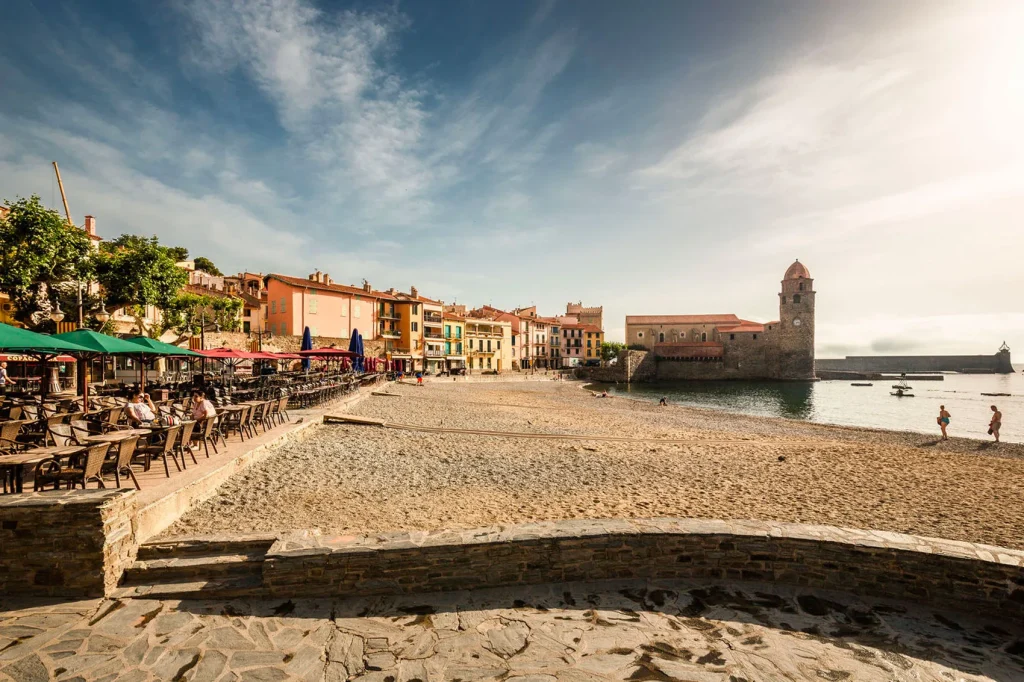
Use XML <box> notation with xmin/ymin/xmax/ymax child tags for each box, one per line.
<box><xmin>167</xmin><ymin>379</ymin><xmax>1024</xmax><ymax>549</ymax></box>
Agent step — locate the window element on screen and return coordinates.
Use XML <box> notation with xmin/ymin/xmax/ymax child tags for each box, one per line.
<box><xmin>311</xmin><ymin>326</ymin><xmax>318</xmax><ymax>336</ymax></box>
<box><xmin>497</xmin><ymin>340</ymin><xmax>501</xmax><ymax>350</ymax></box>
<box><xmin>511</xmin><ymin>335</ymin><xmax>516</xmax><ymax>345</ymax></box>
<box><xmin>309</xmin><ymin>291</ymin><xmax>317</xmax><ymax>314</ymax></box>
<box><xmin>243</xmin><ymin>321</ymin><xmax>251</xmax><ymax>333</ymax></box>
<box><xmin>781</xmin><ymin>296</ymin><xmax>786</xmax><ymax>304</ymax></box>
<box><xmin>753</xmin><ymin>334</ymin><xmax>758</xmax><ymax>340</ymax></box>
<box><xmin>445</xmin><ymin>324</ymin><xmax>451</xmax><ymax>338</ymax></box>
<box><xmin>637</xmin><ymin>332</ymin><xmax>644</xmax><ymax>338</ymax></box>
<box><xmin>411</xmin><ymin>322</ymin><xmax>419</xmax><ymax>332</ymax></box>
<box><xmin>354</xmin><ymin>304</ymin><xmax>361</xmax><ymax>318</ymax></box>
<box><xmin>729</xmin><ymin>334</ymin><xmax>735</xmax><ymax>341</ymax></box>
<box><xmin>469</xmin><ymin>339</ymin><xmax>474</xmax><ymax>349</ymax></box>
<box><xmin>487</xmin><ymin>340</ymin><xmax>491</xmax><ymax>352</ymax></box>
<box><xmin>799</xmin><ymin>282</ymin><xmax>805</xmax><ymax>291</ymax></box>
<box><xmin>793</xmin><ymin>294</ymin><xmax>801</xmax><ymax>303</ymax></box>
<box><xmin>271</xmin><ymin>300</ymin><xmax>277</xmax><ymax>314</ymax></box>
<box><xmin>487</xmin><ymin>358</ymin><xmax>491</xmax><ymax>369</ymax></box>
<box><xmin>280</xmin><ymin>297</ymin><xmax>286</xmax><ymax>313</ymax></box>
<box><xmin>341</xmin><ymin>303</ymin><xmax>347</xmax><ymax>317</ymax></box>
<box><xmin>587</xmin><ymin>340</ymin><xmax>592</xmax><ymax>348</ymax></box>
<box><xmin>412</xmin><ymin>304</ymin><xmax>419</xmax><ymax>315</ymax></box>
<box><xmin>587</xmin><ymin>350</ymin><xmax>592</xmax><ymax>357</ymax></box>
<box><xmin>701</xmin><ymin>332</ymin><xmax>707</xmax><ymax>342</ymax></box>
<box><xmin>659</xmin><ymin>332</ymin><xmax>665</xmax><ymax>343</ymax></box>
<box><xmin>457</xmin><ymin>343</ymin><xmax>462</xmax><ymax>354</ymax></box>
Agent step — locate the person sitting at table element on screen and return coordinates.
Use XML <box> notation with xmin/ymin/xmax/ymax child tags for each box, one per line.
<box><xmin>190</xmin><ymin>390</ymin><xmax>217</xmax><ymax>421</ymax></box>
<box><xmin>126</xmin><ymin>392</ymin><xmax>158</xmax><ymax>426</ymax></box>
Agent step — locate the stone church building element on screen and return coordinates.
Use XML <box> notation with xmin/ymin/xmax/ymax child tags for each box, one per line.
<box><xmin>624</xmin><ymin>260</ymin><xmax>816</xmax><ymax>380</ymax></box>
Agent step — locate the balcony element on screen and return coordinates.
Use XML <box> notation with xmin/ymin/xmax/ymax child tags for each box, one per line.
<box><xmin>425</xmin><ymin>348</ymin><xmax>445</xmax><ymax>357</ymax></box>
<box><xmin>424</xmin><ymin>312</ymin><xmax>443</xmax><ymax>324</ymax></box>
<box><xmin>378</xmin><ymin>311</ymin><xmax>401</xmax><ymax>321</ymax></box>
<box><xmin>379</xmin><ymin>328</ymin><xmax>402</xmax><ymax>339</ymax></box>
<box><xmin>424</xmin><ymin>332</ymin><xmax>444</xmax><ymax>339</ymax></box>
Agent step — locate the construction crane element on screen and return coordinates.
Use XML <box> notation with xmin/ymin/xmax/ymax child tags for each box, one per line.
<box><xmin>52</xmin><ymin>161</ymin><xmax>73</xmax><ymax>226</ymax></box>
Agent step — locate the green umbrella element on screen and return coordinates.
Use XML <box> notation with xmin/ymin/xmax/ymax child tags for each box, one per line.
<box><xmin>54</xmin><ymin>329</ymin><xmax>154</xmax><ymax>412</ymax></box>
<box><xmin>0</xmin><ymin>322</ymin><xmax>93</xmax><ymax>401</ymax></box>
<box><xmin>0</xmin><ymin>322</ymin><xmax>93</xmax><ymax>354</ymax></box>
<box><xmin>123</xmin><ymin>336</ymin><xmax>203</xmax><ymax>357</ymax></box>
<box><xmin>124</xmin><ymin>336</ymin><xmax>203</xmax><ymax>392</ymax></box>
<box><xmin>54</xmin><ymin>329</ymin><xmax>150</xmax><ymax>355</ymax></box>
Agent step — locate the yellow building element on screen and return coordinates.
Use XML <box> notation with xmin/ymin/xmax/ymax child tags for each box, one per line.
<box><xmin>465</xmin><ymin>318</ymin><xmax>511</xmax><ymax>372</ymax></box>
<box><xmin>419</xmin><ymin>294</ymin><xmax>445</xmax><ymax>374</ymax></box>
<box><xmin>583</xmin><ymin>324</ymin><xmax>604</xmax><ymax>364</ymax></box>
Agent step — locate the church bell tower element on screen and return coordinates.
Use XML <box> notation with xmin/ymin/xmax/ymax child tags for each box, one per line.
<box><xmin>776</xmin><ymin>259</ymin><xmax>815</xmax><ymax>379</ymax></box>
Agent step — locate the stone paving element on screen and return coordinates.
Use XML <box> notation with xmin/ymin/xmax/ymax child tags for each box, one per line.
<box><xmin>1</xmin><ymin>579</ymin><xmax>1022</xmax><ymax>681</ymax></box>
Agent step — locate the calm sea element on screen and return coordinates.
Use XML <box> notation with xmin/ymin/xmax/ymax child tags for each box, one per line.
<box><xmin>592</xmin><ymin>373</ymin><xmax>1024</xmax><ymax>444</ymax></box>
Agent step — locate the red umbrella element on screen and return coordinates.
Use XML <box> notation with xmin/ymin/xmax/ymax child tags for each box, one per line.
<box><xmin>296</xmin><ymin>348</ymin><xmax>357</xmax><ymax>358</ymax></box>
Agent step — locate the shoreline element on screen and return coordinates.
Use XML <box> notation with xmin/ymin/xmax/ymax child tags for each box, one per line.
<box><xmin>582</xmin><ymin>378</ymin><xmax>1024</xmax><ymax>452</ymax></box>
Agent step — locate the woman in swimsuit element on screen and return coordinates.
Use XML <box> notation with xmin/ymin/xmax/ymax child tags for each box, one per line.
<box><xmin>990</xmin><ymin>405</ymin><xmax>1002</xmax><ymax>442</ymax></box>
<box><xmin>937</xmin><ymin>405</ymin><xmax>951</xmax><ymax>440</ymax></box>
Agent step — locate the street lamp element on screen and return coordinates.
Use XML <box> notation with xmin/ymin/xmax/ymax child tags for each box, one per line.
<box><xmin>49</xmin><ymin>301</ymin><xmax>65</xmax><ymax>323</ymax></box>
<box><xmin>94</xmin><ymin>298</ymin><xmax>111</xmax><ymax>323</ymax></box>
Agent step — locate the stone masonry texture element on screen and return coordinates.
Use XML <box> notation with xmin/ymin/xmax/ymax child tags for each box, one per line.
<box><xmin>261</xmin><ymin>517</ymin><xmax>1024</xmax><ymax>620</ymax></box>
<box><xmin>0</xmin><ymin>489</ymin><xmax>139</xmax><ymax>598</ymax></box>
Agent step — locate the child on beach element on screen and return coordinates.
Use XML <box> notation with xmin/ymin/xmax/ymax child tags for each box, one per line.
<box><xmin>936</xmin><ymin>405</ymin><xmax>951</xmax><ymax>440</ymax></box>
<box><xmin>989</xmin><ymin>405</ymin><xmax>1002</xmax><ymax>442</ymax></box>
<box><xmin>659</xmin><ymin>397</ymin><xmax>668</xmax><ymax>406</ymax></box>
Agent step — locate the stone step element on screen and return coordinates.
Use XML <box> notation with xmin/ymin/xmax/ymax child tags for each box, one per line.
<box><xmin>112</xmin><ymin>574</ymin><xmax>266</xmax><ymax>600</ymax></box>
<box><xmin>122</xmin><ymin>553</ymin><xmax>266</xmax><ymax>585</ymax></box>
<box><xmin>136</xmin><ymin>534</ymin><xmax>278</xmax><ymax>561</ymax></box>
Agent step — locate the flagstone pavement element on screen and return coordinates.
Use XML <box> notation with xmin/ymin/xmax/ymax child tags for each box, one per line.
<box><xmin>0</xmin><ymin>579</ymin><xmax>1021</xmax><ymax>681</ymax></box>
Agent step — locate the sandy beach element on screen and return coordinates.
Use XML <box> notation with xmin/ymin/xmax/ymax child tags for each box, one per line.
<box><xmin>167</xmin><ymin>378</ymin><xmax>1024</xmax><ymax>548</ymax></box>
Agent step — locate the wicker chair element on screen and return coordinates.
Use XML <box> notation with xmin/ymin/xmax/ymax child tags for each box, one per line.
<box><xmin>136</xmin><ymin>425</ymin><xmax>182</xmax><ymax>477</ymax></box>
<box><xmin>176</xmin><ymin>420</ymin><xmax>199</xmax><ymax>466</ymax></box>
<box><xmin>0</xmin><ymin>421</ymin><xmax>27</xmax><ymax>452</ymax></box>
<box><xmin>191</xmin><ymin>417</ymin><xmax>219</xmax><ymax>458</ymax></box>
<box><xmin>221</xmin><ymin>406</ymin><xmax>249</xmax><ymax>442</ymax></box>
<box><xmin>35</xmin><ymin>443</ymin><xmax>110</xmax><ymax>490</ymax></box>
<box><xmin>101</xmin><ymin>436</ymin><xmax>141</xmax><ymax>489</ymax></box>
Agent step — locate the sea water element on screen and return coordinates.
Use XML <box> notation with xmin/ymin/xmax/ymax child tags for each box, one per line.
<box><xmin>594</xmin><ymin>373</ymin><xmax>1024</xmax><ymax>444</ymax></box>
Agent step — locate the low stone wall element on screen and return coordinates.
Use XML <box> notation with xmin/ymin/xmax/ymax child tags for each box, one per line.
<box><xmin>262</xmin><ymin>518</ymin><xmax>1024</xmax><ymax>618</ymax></box>
<box><xmin>0</xmin><ymin>489</ymin><xmax>138</xmax><ymax>598</ymax></box>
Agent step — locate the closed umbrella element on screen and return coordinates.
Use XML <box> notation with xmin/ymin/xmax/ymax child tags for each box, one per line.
<box><xmin>348</xmin><ymin>329</ymin><xmax>364</xmax><ymax>373</ymax></box>
<box><xmin>301</xmin><ymin>327</ymin><xmax>312</xmax><ymax>372</ymax></box>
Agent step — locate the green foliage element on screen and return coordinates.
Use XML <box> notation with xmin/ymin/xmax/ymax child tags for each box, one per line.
<box><xmin>94</xmin><ymin>234</ymin><xmax>188</xmax><ymax>312</ymax></box>
<box><xmin>627</xmin><ymin>344</ymin><xmax>647</xmax><ymax>351</ymax></box>
<box><xmin>601</xmin><ymin>341</ymin><xmax>626</xmax><ymax>361</ymax></box>
<box><xmin>165</xmin><ymin>246</ymin><xmax>189</xmax><ymax>262</ymax></box>
<box><xmin>192</xmin><ymin>256</ymin><xmax>223</xmax><ymax>276</ymax></box>
<box><xmin>162</xmin><ymin>293</ymin><xmax>242</xmax><ymax>336</ymax></box>
<box><xmin>0</xmin><ymin>195</ymin><xmax>93</xmax><ymax>328</ymax></box>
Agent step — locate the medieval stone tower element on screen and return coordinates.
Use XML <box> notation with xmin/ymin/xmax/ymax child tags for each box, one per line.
<box><xmin>774</xmin><ymin>260</ymin><xmax>816</xmax><ymax>379</ymax></box>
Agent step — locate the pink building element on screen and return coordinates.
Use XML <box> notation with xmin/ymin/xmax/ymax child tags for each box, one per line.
<box><xmin>264</xmin><ymin>272</ymin><xmax>380</xmax><ymax>340</ymax></box>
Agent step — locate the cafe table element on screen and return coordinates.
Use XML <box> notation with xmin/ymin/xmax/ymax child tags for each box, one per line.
<box><xmin>81</xmin><ymin>428</ymin><xmax>152</xmax><ymax>444</ymax></box>
<box><xmin>0</xmin><ymin>452</ymin><xmax>58</xmax><ymax>493</ymax></box>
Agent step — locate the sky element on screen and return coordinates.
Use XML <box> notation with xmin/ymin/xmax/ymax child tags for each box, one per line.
<box><xmin>1</xmin><ymin>0</ymin><xmax>1022</xmax><ymax>357</ymax></box>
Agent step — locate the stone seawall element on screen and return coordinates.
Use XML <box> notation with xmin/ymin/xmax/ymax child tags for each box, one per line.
<box><xmin>817</xmin><ymin>352</ymin><xmax>1014</xmax><ymax>374</ymax></box>
<box><xmin>263</xmin><ymin>518</ymin><xmax>1024</xmax><ymax>619</ymax></box>
<box><xmin>0</xmin><ymin>489</ymin><xmax>138</xmax><ymax>598</ymax></box>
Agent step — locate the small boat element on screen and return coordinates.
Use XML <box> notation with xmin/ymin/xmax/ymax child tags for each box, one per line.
<box><xmin>890</xmin><ymin>390</ymin><xmax>914</xmax><ymax>397</ymax></box>
<box><xmin>981</xmin><ymin>392</ymin><xmax>1011</xmax><ymax>397</ymax></box>
<box><xmin>850</xmin><ymin>382</ymin><xmax>873</xmax><ymax>386</ymax></box>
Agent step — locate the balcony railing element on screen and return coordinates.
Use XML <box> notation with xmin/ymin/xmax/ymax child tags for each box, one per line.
<box><xmin>423</xmin><ymin>313</ymin><xmax>443</xmax><ymax>324</ymax></box>
<box><xmin>424</xmin><ymin>332</ymin><xmax>444</xmax><ymax>339</ymax></box>
<box><xmin>378</xmin><ymin>311</ymin><xmax>401</xmax><ymax>320</ymax></box>
<box><xmin>379</xmin><ymin>329</ymin><xmax>401</xmax><ymax>339</ymax></box>
<box><xmin>425</xmin><ymin>348</ymin><xmax>444</xmax><ymax>357</ymax></box>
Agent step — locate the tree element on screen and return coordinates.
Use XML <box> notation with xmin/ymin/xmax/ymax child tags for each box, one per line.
<box><xmin>94</xmin><ymin>235</ymin><xmax>188</xmax><ymax>336</ymax></box>
<box><xmin>601</xmin><ymin>341</ymin><xmax>626</xmax><ymax>362</ymax></box>
<box><xmin>165</xmin><ymin>246</ymin><xmax>189</xmax><ymax>262</ymax></box>
<box><xmin>162</xmin><ymin>292</ymin><xmax>242</xmax><ymax>339</ymax></box>
<box><xmin>192</xmin><ymin>256</ymin><xmax>223</xmax><ymax>276</ymax></box>
<box><xmin>0</xmin><ymin>195</ymin><xmax>93</xmax><ymax>329</ymax></box>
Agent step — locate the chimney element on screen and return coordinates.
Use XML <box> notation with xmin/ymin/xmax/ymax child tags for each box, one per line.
<box><xmin>309</xmin><ymin>271</ymin><xmax>323</xmax><ymax>283</ymax></box>
<box><xmin>84</xmin><ymin>215</ymin><xmax>96</xmax><ymax>237</ymax></box>
<box><xmin>410</xmin><ymin>285</ymin><xmax>418</xmax><ymax>299</ymax></box>
<box><xmin>362</xmin><ymin>279</ymin><xmax>371</xmax><ymax>293</ymax></box>
<box><xmin>323</xmin><ymin>274</ymin><xmax>332</xmax><ymax>286</ymax></box>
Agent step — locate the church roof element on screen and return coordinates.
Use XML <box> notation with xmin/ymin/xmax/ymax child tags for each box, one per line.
<box><xmin>626</xmin><ymin>314</ymin><xmax>740</xmax><ymax>326</ymax></box>
<box><xmin>784</xmin><ymin>260</ymin><xmax>811</xmax><ymax>280</ymax></box>
<box><xmin>717</xmin><ymin>321</ymin><xmax>765</xmax><ymax>333</ymax></box>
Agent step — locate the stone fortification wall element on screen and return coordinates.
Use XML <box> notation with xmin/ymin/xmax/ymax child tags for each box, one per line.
<box><xmin>262</xmin><ymin>518</ymin><xmax>1024</xmax><ymax>619</ymax></box>
<box><xmin>575</xmin><ymin>351</ymin><xmax>655</xmax><ymax>383</ymax></box>
<box><xmin>0</xmin><ymin>489</ymin><xmax>139</xmax><ymax>597</ymax></box>
<box><xmin>817</xmin><ymin>352</ymin><xmax>1013</xmax><ymax>374</ymax></box>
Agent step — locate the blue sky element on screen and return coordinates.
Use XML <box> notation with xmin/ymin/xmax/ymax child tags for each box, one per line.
<box><xmin>2</xmin><ymin>0</ymin><xmax>1023</xmax><ymax>356</ymax></box>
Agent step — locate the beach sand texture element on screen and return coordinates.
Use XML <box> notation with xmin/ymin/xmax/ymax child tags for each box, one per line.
<box><xmin>166</xmin><ymin>380</ymin><xmax>1024</xmax><ymax>549</ymax></box>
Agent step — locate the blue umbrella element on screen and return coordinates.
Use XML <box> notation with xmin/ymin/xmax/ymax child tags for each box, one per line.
<box><xmin>349</xmin><ymin>328</ymin><xmax>364</xmax><ymax>373</ymax></box>
<box><xmin>301</xmin><ymin>326</ymin><xmax>312</xmax><ymax>371</ymax></box>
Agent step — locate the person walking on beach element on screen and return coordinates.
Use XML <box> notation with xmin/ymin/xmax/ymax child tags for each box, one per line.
<box><xmin>989</xmin><ymin>405</ymin><xmax>1002</xmax><ymax>442</ymax></box>
<box><xmin>416</xmin><ymin>371</ymin><xmax>423</xmax><ymax>385</ymax></box>
<box><xmin>936</xmin><ymin>405</ymin><xmax>951</xmax><ymax>440</ymax></box>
